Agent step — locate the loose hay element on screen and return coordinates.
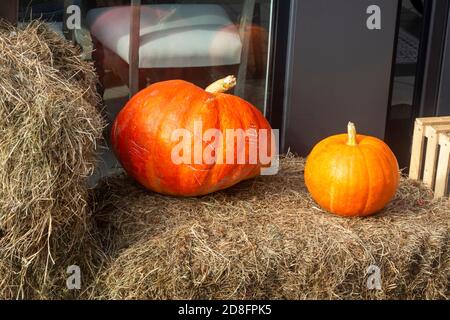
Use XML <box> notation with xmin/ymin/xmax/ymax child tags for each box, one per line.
<box><xmin>93</xmin><ymin>156</ymin><xmax>449</xmax><ymax>300</ymax></box>
<box><xmin>0</xmin><ymin>21</ymin><xmax>105</xmax><ymax>299</ymax></box>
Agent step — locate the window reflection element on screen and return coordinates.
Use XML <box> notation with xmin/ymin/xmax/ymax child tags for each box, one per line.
<box><xmin>19</xmin><ymin>0</ymin><xmax>273</xmax><ymax>115</ymax></box>
<box><xmin>18</xmin><ymin>0</ymin><xmax>274</xmax><ymax>181</ymax></box>
<box><xmin>387</xmin><ymin>0</ymin><xmax>424</xmax><ymax>168</ymax></box>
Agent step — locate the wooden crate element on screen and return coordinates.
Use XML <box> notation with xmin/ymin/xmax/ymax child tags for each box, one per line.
<box><xmin>409</xmin><ymin>116</ymin><xmax>450</xmax><ymax>199</ymax></box>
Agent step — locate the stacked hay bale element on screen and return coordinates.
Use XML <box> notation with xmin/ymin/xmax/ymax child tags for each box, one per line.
<box><xmin>0</xmin><ymin>21</ymin><xmax>105</xmax><ymax>299</ymax></box>
<box><xmin>93</xmin><ymin>157</ymin><xmax>449</xmax><ymax>300</ymax></box>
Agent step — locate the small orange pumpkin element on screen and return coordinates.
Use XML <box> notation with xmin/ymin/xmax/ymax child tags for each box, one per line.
<box><xmin>304</xmin><ymin>122</ymin><xmax>399</xmax><ymax>217</ymax></box>
<box><xmin>111</xmin><ymin>76</ymin><xmax>273</xmax><ymax>197</ymax></box>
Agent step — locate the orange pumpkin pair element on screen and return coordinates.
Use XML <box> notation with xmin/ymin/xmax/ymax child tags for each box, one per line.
<box><xmin>112</xmin><ymin>75</ymin><xmax>399</xmax><ymax>217</ymax></box>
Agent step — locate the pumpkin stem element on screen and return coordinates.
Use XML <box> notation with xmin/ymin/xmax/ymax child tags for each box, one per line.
<box><xmin>347</xmin><ymin>122</ymin><xmax>358</xmax><ymax>146</ymax></box>
<box><xmin>205</xmin><ymin>75</ymin><xmax>237</xmax><ymax>94</ymax></box>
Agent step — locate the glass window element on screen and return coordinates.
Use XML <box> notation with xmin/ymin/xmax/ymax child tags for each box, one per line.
<box><xmin>17</xmin><ymin>0</ymin><xmax>276</xmax><ymax>182</ymax></box>
<box><xmin>19</xmin><ymin>0</ymin><xmax>274</xmax><ymax>111</ymax></box>
<box><xmin>386</xmin><ymin>0</ymin><xmax>424</xmax><ymax>168</ymax></box>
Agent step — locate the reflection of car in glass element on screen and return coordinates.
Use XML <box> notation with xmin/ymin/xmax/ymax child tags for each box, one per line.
<box><xmin>84</xmin><ymin>0</ymin><xmax>262</xmax><ymax>102</ymax></box>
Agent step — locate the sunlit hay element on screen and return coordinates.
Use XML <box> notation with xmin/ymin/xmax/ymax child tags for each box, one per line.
<box><xmin>0</xmin><ymin>21</ymin><xmax>105</xmax><ymax>299</ymax></box>
<box><xmin>92</xmin><ymin>156</ymin><xmax>449</xmax><ymax>300</ymax></box>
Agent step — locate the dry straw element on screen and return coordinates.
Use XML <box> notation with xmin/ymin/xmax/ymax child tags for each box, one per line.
<box><xmin>0</xmin><ymin>21</ymin><xmax>105</xmax><ymax>299</ymax></box>
<box><xmin>93</xmin><ymin>156</ymin><xmax>449</xmax><ymax>300</ymax></box>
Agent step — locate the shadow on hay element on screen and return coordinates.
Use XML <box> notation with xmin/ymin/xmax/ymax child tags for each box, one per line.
<box><xmin>91</xmin><ymin>156</ymin><xmax>449</xmax><ymax>300</ymax></box>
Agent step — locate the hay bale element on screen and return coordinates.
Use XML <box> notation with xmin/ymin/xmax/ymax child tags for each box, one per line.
<box><xmin>0</xmin><ymin>21</ymin><xmax>105</xmax><ymax>299</ymax></box>
<box><xmin>93</xmin><ymin>156</ymin><xmax>449</xmax><ymax>300</ymax></box>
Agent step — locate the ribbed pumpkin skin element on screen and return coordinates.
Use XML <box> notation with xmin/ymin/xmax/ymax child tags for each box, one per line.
<box><xmin>304</xmin><ymin>133</ymin><xmax>399</xmax><ymax>217</ymax></box>
<box><xmin>111</xmin><ymin>80</ymin><xmax>272</xmax><ymax>197</ymax></box>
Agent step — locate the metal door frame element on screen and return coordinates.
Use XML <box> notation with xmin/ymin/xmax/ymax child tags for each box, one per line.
<box><xmin>413</xmin><ymin>0</ymin><xmax>450</xmax><ymax>117</ymax></box>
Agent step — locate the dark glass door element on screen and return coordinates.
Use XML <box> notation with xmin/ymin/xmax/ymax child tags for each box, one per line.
<box><xmin>282</xmin><ymin>0</ymin><xmax>400</xmax><ymax>155</ymax></box>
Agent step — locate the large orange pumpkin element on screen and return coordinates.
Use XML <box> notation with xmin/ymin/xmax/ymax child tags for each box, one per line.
<box><xmin>111</xmin><ymin>76</ymin><xmax>273</xmax><ymax>196</ymax></box>
<box><xmin>304</xmin><ymin>122</ymin><xmax>399</xmax><ymax>217</ymax></box>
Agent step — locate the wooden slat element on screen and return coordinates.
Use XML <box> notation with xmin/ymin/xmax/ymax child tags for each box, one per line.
<box><xmin>128</xmin><ymin>0</ymin><xmax>141</xmax><ymax>98</ymax></box>
<box><xmin>409</xmin><ymin>119</ymin><xmax>426</xmax><ymax>180</ymax></box>
<box><xmin>422</xmin><ymin>124</ymin><xmax>450</xmax><ymax>188</ymax></box>
<box><xmin>439</xmin><ymin>133</ymin><xmax>450</xmax><ymax>145</ymax></box>
<box><xmin>434</xmin><ymin>133</ymin><xmax>450</xmax><ymax>198</ymax></box>
<box><xmin>416</xmin><ymin>116</ymin><xmax>450</xmax><ymax>126</ymax></box>
<box><xmin>409</xmin><ymin>117</ymin><xmax>450</xmax><ymax>199</ymax></box>
<box><xmin>423</xmin><ymin>132</ymin><xmax>439</xmax><ymax>188</ymax></box>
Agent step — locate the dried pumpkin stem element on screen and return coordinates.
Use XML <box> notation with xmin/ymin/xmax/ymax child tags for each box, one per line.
<box><xmin>205</xmin><ymin>75</ymin><xmax>237</xmax><ymax>94</ymax></box>
<box><xmin>347</xmin><ymin>122</ymin><xmax>357</xmax><ymax>146</ymax></box>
